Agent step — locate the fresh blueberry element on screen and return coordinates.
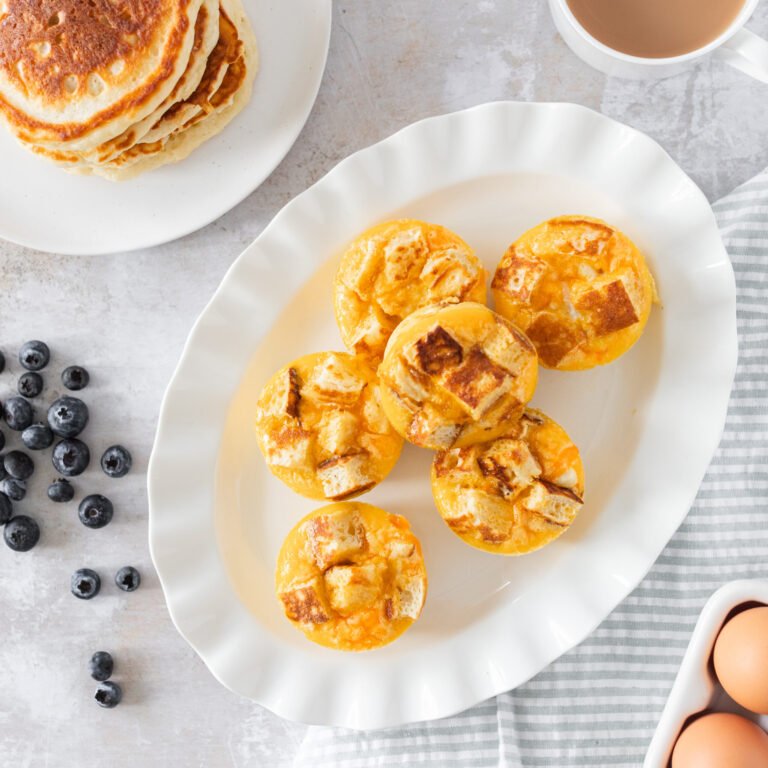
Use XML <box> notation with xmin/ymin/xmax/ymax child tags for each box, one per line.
<box><xmin>47</xmin><ymin>396</ymin><xmax>89</xmax><ymax>438</ymax></box>
<box><xmin>19</xmin><ymin>340</ymin><xmax>50</xmax><ymax>371</ymax></box>
<box><xmin>94</xmin><ymin>681</ymin><xmax>122</xmax><ymax>708</ymax></box>
<box><xmin>71</xmin><ymin>568</ymin><xmax>100</xmax><ymax>599</ymax></box>
<box><xmin>51</xmin><ymin>439</ymin><xmax>90</xmax><ymax>476</ymax></box>
<box><xmin>3</xmin><ymin>397</ymin><xmax>33</xmax><ymax>431</ymax></box>
<box><xmin>0</xmin><ymin>493</ymin><xmax>11</xmax><ymax>526</ymax></box>
<box><xmin>17</xmin><ymin>372</ymin><xmax>43</xmax><ymax>398</ymax></box>
<box><xmin>61</xmin><ymin>366</ymin><xmax>89</xmax><ymax>391</ymax></box>
<box><xmin>4</xmin><ymin>515</ymin><xmax>40</xmax><ymax>551</ymax></box>
<box><xmin>101</xmin><ymin>445</ymin><xmax>132</xmax><ymax>478</ymax></box>
<box><xmin>0</xmin><ymin>430</ymin><xmax>4</xmax><ymax>452</ymax></box>
<box><xmin>115</xmin><ymin>566</ymin><xmax>140</xmax><ymax>592</ymax></box>
<box><xmin>89</xmin><ymin>651</ymin><xmax>114</xmax><ymax>682</ymax></box>
<box><xmin>4</xmin><ymin>450</ymin><xmax>34</xmax><ymax>480</ymax></box>
<box><xmin>0</xmin><ymin>350</ymin><xmax>4</xmax><ymax>374</ymax></box>
<box><xmin>78</xmin><ymin>495</ymin><xmax>113</xmax><ymax>529</ymax></box>
<box><xmin>1</xmin><ymin>478</ymin><xmax>26</xmax><ymax>501</ymax></box>
<box><xmin>21</xmin><ymin>423</ymin><xmax>53</xmax><ymax>451</ymax></box>
<box><xmin>47</xmin><ymin>478</ymin><xmax>74</xmax><ymax>503</ymax></box>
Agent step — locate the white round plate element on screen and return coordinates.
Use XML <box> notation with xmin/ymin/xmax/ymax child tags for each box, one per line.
<box><xmin>148</xmin><ymin>102</ymin><xmax>737</xmax><ymax>729</ymax></box>
<box><xmin>0</xmin><ymin>0</ymin><xmax>332</xmax><ymax>256</ymax></box>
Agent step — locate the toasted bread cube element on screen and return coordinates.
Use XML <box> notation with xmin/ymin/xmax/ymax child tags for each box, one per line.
<box><xmin>264</xmin><ymin>427</ymin><xmax>313</xmax><ymax>470</ymax></box>
<box><xmin>382</xmin><ymin>226</ymin><xmax>428</xmax><ymax>283</ymax></box>
<box><xmin>308</xmin><ymin>355</ymin><xmax>366</xmax><ymax>405</ymax></box>
<box><xmin>340</xmin><ymin>240</ymin><xmax>379</xmax><ymax>300</ymax></box>
<box><xmin>420</xmin><ymin>247</ymin><xmax>481</xmax><ymax>297</ymax></box>
<box><xmin>407</xmin><ymin>408</ymin><xmax>462</xmax><ymax>449</ymax></box>
<box><xmin>477</xmin><ymin>439</ymin><xmax>541</xmax><ymax>498</ymax></box>
<box><xmin>390</xmin><ymin>355</ymin><xmax>432</xmax><ymax>404</ymax></box>
<box><xmin>525</xmin><ymin>313</ymin><xmax>586</xmax><ymax>368</ymax></box>
<box><xmin>386</xmin><ymin>573</ymin><xmax>426</xmax><ymax>621</ymax></box>
<box><xmin>324</xmin><ymin>561</ymin><xmax>384</xmax><ymax>614</ymax></box>
<box><xmin>492</xmin><ymin>251</ymin><xmax>547</xmax><ymax>302</ymax></box>
<box><xmin>268</xmin><ymin>367</ymin><xmax>302</xmax><ymax>420</ymax></box>
<box><xmin>414</xmin><ymin>325</ymin><xmax>463</xmax><ymax>375</ymax></box>
<box><xmin>442</xmin><ymin>346</ymin><xmax>513</xmax><ymax>419</ymax></box>
<box><xmin>433</xmin><ymin>446</ymin><xmax>476</xmax><ymax>478</ymax></box>
<box><xmin>483</xmin><ymin>322</ymin><xmax>536</xmax><ymax>374</ymax></box>
<box><xmin>280</xmin><ymin>577</ymin><xmax>332</xmax><ymax>624</ymax></box>
<box><xmin>317</xmin><ymin>409</ymin><xmax>359</xmax><ymax>457</ymax></box>
<box><xmin>305</xmin><ymin>509</ymin><xmax>368</xmax><ymax>569</ymax></box>
<box><xmin>444</xmin><ymin>489</ymin><xmax>513</xmax><ymax>544</ymax></box>
<box><xmin>316</xmin><ymin>453</ymin><xmax>376</xmax><ymax>501</ymax></box>
<box><xmin>574</xmin><ymin>278</ymin><xmax>639</xmax><ymax>336</ymax></box>
<box><xmin>522</xmin><ymin>479</ymin><xmax>582</xmax><ymax>527</ymax></box>
<box><xmin>348</xmin><ymin>305</ymin><xmax>396</xmax><ymax>358</ymax></box>
<box><xmin>362</xmin><ymin>386</ymin><xmax>392</xmax><ymax>435</ymax></box>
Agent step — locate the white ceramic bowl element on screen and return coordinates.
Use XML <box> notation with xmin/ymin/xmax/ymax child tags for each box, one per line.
<box><xmin>645</xmin><ymin>579</ymin><xmax>768</xmax><ymax>767</ymax></box>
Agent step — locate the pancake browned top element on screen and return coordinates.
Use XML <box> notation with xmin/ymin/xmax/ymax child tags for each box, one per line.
<box><xmin>0</xmin><ymin>0</ymin><xmax>200</xmax><ymax>145</ymax></box>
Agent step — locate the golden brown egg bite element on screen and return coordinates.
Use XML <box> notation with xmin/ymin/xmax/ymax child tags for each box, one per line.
<box><xmin>377</xmin><ymin>302</ymin><xmax>538</xmax><ymax>450</ymax></box>
<box><xmin>431</xmin><ymin>408</ymin><xmax>584</xmax><ymax>555</ymax></box>
<box><xmin>491</xmin><ymin>216</ymin><xmax>655</xmax><ymax>370</ymax></box>
<box><xmin>334</xmin><ymin>219</ymin><xmax>487</xmax><ymax>363</ymax></box>
<box><xmin>275</xmin><ymin>502</ymin><xmax>428</xmax><ymax>651</ymax></box>
<box><xmin>255</xmin><ymin>352</ymin><xmax>403</xmax><ymax>501</ymax></box>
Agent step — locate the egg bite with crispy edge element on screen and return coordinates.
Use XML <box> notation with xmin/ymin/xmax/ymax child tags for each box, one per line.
<box><xmin>431</xmin><ymin>408</ymin><xmax>585</xmax><ymax>555</ymax></box>
<box><xmin>255</xmin><ymin>352</ymin><xmax>403</xmax><ymax>501</ymax></box>
<box><xmin>491</xmin><ymin>215</ymin><xmax>656</xmax><ymax>371</ymax></box>
<box><xmin>334</xmin><ymin>219</ymin><xmax>487</xmax><ymax>364</ymax></box>
<box><xmin>275</xmin><ymin>502</ymin><xmax>428</xmax><ymax>651</ymax></box>
<box><xmin>377</xmin><ymin>301</ymin><xmax>538</xmax><ymax>450</ymax></box>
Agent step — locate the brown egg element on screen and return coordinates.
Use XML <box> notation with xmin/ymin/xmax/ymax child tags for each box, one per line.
<box><xmin>714</xmin><ymin>606</ymin><xmax>768</xmax><ymax>714</ymax></box>
<box><xmin>671</xmin><ymin>713</ymin><xmax>768</xmax><ymax>768</ymax></box>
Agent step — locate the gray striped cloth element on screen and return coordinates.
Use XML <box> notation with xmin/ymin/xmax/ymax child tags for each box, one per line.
<box><xmin>290</xmin><ymin>170</ymin><xmax>768</xmax><ymax>767</ymax></box>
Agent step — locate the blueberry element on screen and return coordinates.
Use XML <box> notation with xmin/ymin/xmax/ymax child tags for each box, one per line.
<box><xmin>4</xmin><ymin>515</ymin><xmax>40</xmax><ymax>551</ymax></box>
<box><xmin>0</xmin><ymin>350</ymin><xmax>4</xmax><ymax>374</ymax></box>
<box><xmin>51</xmin><ymin>439</ymin><xmax>90</xmax><ymax>476</ymax></box>
<box><xmin>3</xmin><ymin>397</ymin><xmax>33</xmax><ymax>431</ymax></box>
<box><xmin>17</xmin><ymin>372</ymin><xmax>43</xmax><ymax>398</ymax></box>
<box><xmin>21</xmin><ymin>424</ymin><xmax>53</xmax><ymax>451</ymax></box>
<box><xmin>71</xmin><ymin>568</ymin><xmax>100</xmax><ymax>599</ymax></box>
<box><xmin>0</xmin><ymin>493</ymin><xmax>11</xmax><ymax>526</ymax></box>
<box><xmin>1</xmin><ymin>478</ymin><xmax>26</xmax><ymax>501</ymax></box>
<box><xmin>0</xmin><ymin>430</ymin><xmax>4</xmax><ymax>452</ymax></box>
<box><xmin>19</xmin><ymin>340</ymin><xmax>50</xmax><ymax>371</ymax></box>
<box><xmin>89</xmin><ymin>651</ymin><xmax>113</xmax><ymax>682</ymax></box>
<box><xmin>115</xmin><ymin>566</ymin><xmax>140</xmax><ymax>592</ymax></box>
<box><xmin>61</xmin><ymin>366</ymin><xmax>89</xmax><ymax>391</ymax></box>
<box><xmin>4</xmin><ymin>450</ymin><xmax>34</xmax><ymax>480</ymax></box>
<box><xmin>47</xmin><ymin>478</ymin><xmax>74</xmax><ymax>503</ymax></box>
<box><xmin>101</xmin><ymin>445</ymin><xmax>132</xmax><ymax>478</ymax></box>
<box><xmin>78</xmin><ymin>495</ymin><xmax>113</xmax><ymax>529</ymax></box>
<box><xmin>47</xmin><ymin>396</ymin><xmax>89</xmax><ymax>438</ymax></box>
<box><xmin>94</xmin><ymin>681</ymin><xmax>122</xmax><ymax>708</ymax></box>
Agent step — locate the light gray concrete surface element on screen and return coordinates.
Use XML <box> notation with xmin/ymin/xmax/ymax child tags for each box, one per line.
<box><xmin>1</xmin><ymin>1</ymin><xmax>767</xmax><ymax>766</ymax></box>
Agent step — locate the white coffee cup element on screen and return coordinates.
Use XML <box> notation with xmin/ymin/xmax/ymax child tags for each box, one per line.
<box><xmin>549</xmin><ymin>0</ymin><xmax>768</xmax><ymax>81</ymax></box>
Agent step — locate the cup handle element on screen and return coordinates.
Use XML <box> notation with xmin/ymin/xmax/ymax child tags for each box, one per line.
<box><xmin>716</xmin><ymin>27</ymin><xmax>768</xmax><ymax>83</ymax></box>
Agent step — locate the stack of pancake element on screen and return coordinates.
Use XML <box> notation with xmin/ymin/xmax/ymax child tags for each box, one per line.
<box><xmin>0</xmin><ymin>0</ymin><xmax>257</xmax><ymax>180</ymax></box>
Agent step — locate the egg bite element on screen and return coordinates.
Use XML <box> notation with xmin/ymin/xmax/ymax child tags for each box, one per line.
<box><xmin>275</xmin><ymin>502</ymin><xmax>428</xmax><ymax>651</ymax></box>
<box><xmin>334</xmin><ymin>219</ymin><xmax>487</xmax><ymax>363</ymax></box>
<box><xmin>255</xmin><ymin>352</ymin><xmax>403</xmax><ymax>501</ymax></box>
<box><xmin>431</xmin><ymin>408</ymin><xmax>584</xmax><ymax>555</ymax></box>
<box><xmin>491</xmin><ymin>215</ymin><xmax>656</xmax><ymax>371</ymax></box>
<box><xmin>377</xmin><ymin>301</ymin><xmax>538</xmax><ymax>450</ymax></box>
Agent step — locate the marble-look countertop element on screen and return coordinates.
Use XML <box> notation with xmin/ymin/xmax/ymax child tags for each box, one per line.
<box><xmin>1</xmin><ymin>2</ymin><xmax>767</xmax><ymax>766</ymax></box>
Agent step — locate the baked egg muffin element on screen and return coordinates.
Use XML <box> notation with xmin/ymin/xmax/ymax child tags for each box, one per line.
<box><xmin>255</xmin><ymin>352</ymin><xmax>402</xmax><ymax>501</ymax></box>
<box><xmin>431</xmin><ymin>409</ymin><xmax>584</xmax><ymax>555</ymax></box>
<box><xmin>491</xmin><ymin>216</ymin><xmax>656</xmax><ymax>370</ymax></box>
<box><xmin>275</xmin><ymin>502</ymin><xmax>428</xmax><ymax>651</ymax></box>
<box><xmin>334</xmin><ymin>219</ymin><xmax>487</xmax><ymax>363</ymax></box>
<box><xmin>378</xmin><ymin>302</ymin><xmax>538</xmax><ymax>450</ymax></box>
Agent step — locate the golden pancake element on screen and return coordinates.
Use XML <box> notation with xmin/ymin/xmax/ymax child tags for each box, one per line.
<box><xmin>334</xmin><ymin>220</ymin><xmax>487</xmax><ymax>364</ymax></box>
<box><xmin>378</xmin><ymin>301</ymin><xmax>538</xmax><ymax>450</ymax></box>
<box><xmin>276</xmin><ymin>502</ymin><xmax>427</xmax><ymax>651</ymax></box>
<box><xmin>491</xmin><ymin>216</ymin><xmax>656</xmax><ymax>370</ymax></box>
<box><xmin>431</xmin><ymin>408</ymin><xmax>585</xmax><ymax>555</ymax></box>
<box><xmin>0</xmin><ymin>0</ymin><xmax>203</xmax><ymax>151</ymax></box>
<box><xmin>255</xmin><ymin>352</ymin><xmax>403</xmax><ymax>502</ymax></box>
